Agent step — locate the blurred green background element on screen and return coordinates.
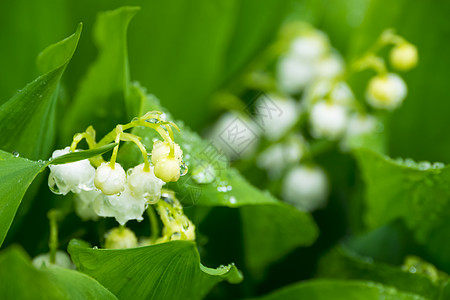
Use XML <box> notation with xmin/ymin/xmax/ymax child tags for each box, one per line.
<box><xmin>1</xmin><ymin>0</ymin><xmax>450</xmax><ymax>299</ymax></box>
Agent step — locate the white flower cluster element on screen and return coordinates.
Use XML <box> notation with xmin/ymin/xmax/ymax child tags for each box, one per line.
<box><xmin>48</xmin><ymin>146</ymin><xmax>166</xmax><ymax>225</ymax></box>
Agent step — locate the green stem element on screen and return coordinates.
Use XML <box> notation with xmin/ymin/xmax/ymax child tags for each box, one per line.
<box><xmin>47</xmin><ymin>210</ymin><xmax>60</xmax><ymax>264</ymax></box>
<box><xmin>147</xmin><ymin>206</ymin><xmax>159</xmax><ymax>243</ymax></box>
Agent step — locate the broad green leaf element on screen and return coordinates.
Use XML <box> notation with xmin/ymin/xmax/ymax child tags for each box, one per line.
<box><xmin>354</xmin><ymin>148</ymin><xmax>450</xmax><ymax>244</ymax></box>
<box><xmin>0</xmin><ymin>246</ymin><xmax>117</xmax><ymax>299</ymax></box>
<box><xmin>49</xmin><ymin>143</ymin><xmax>118</xmax><ymax>165</ymax></box>
<box><xmin>68</xmin><ymin>239</ymin><xmax>242</xmax><ymax>300</ymax></box>
<box><xmin>0</xmin><ymin>24</ymin><xmax>81</xmax><ymax>161</ymax></box>
<box><xmin>0</xmin><ymin>150</ymin><xmax>46</xmax><ymax>246</ymax></box>
<box><xmin>317</xmin><ymin>244</ymin><xmax>447</xmax><ymax>300</ymax></box>
<box><xmin>248</xmin><ymin>279</ymin><xmax>427</xmax><ymax>300</ymax></box>
<box><xmin>119</xmin><ymin>83</ymin><xmax>318</xmax><ymax>278</ymax></box>
<box><xmin>62</xmin><ymin>6</ymin><xmax>139</xmax><ymax>142</ymax></box>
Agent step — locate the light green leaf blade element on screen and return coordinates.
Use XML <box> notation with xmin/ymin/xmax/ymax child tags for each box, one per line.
<box><xmin>354</xmin><ymin>148</ymin><xmax>450</xmax><ymax>244</ymax></box>
<box><xmin>0</xmin><ymin>246</ymin><xmax>117</xmax><ymax>299</ymax></box>
<box><xmin>248</xmin><ymin>280</ymin><xmax>427</xmax><ymax>300</ymax></box>
<box><xmin>119</xmin><ymin>83</ymin><xmax>318</xmax><ymax>278</ymax></box>
<box><xmin>0</xmin><ymin>24</ymin><xmax>81</xmax><ymax>161</ymax></box>
<box><xmin>49</xmin><ymin>143</ymin><xmax>117</xmax><ymax>165</ymax></box>
<box><xmin>68</xmin><ymin>239</ymin><xmax>242</xmax><ymax>300</ymax></box>
<box><xmin>317</xmin><ymin>244</ymin><xmax>447</xmax><ymax>300</ymax></box>
<box><xmin>0</xmin><ymin>150</ymin><xmax>46</xmax><ymax>246</ymax></box>
<box><xmin>62</xmin><ymin>6</ymin><xmax>139</xmax><ymax>142</ymax></box>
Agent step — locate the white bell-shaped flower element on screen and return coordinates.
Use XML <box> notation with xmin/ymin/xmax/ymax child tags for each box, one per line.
<box><xmin>257</xmin><ymin>135</ymin><xmax>305</xmax><ymax>179</ymax></box>
<box><xmin>390</xmin><ymin>42</ymin><xmax>418</xmax><ymax>71</ymax></box>
<box><xmin>255</xmin><ymin>94</ymin><xmax>300</xmax><ymax>141</ymax></box>
<box><xmin>289</xmin><ymin>32</ymin><xmax>329</xmax><ymax>60</ymax></box>
<box><xmin>127</xmin><ymin>163</ymin><xmax>164</xmax><ymax>204</ymax></box>
<box><xmin>277</xmin><ymin>55</ymin><xmax>316</xmax><ymax>94</ymax></box>
<box><xmin>32</xmin><ymin>250</ymin><xmax>75</xmax><ymax>269</ymax></box>
<box><xmin>209</xmin><ymin>111</ymin><xmax>260</xmax><ymax>160</ymax></box>
<box><xmin>94</xmin><ymin>162</ymin><xmax>126</xmax><ymax>195</ymax></box>
<box><xmin>310</xmin><ymin>101</ymin><xmax>348</xmax><ymax>139</ymax></box>
<box><xmin>104</xmin><ymin>227</ymin><xmax>138</xmax><ymax>249</ymax></box>
<box><xmin>366</xmin><ymin>73</ymin><xmax>407</xmax><ymax>110</ymax></box>
<box><xmin>93</xmin><ymin>186</ymin><xmax>147</xmax><ymax>225</ymax></box>
<box><xmin>74</xmin><ymin>190</ymin><xmax>101</xmax><ymax>221</ymax></box>
<box><xmin>346</xmin><ymin>113</ymin><xmax>377</xmax><ymax>138</ymax></box>
<box><xmin>282</xmin><ymin>165</ymin><xmax>328</xmax><ymax>212</ymax></box>
<box><xmin>48</xmin><ymin>147</ymin><xmax>96</xmax><ymax>195</ymax></box>
<box><xmin>330</xmin><ymin>82</ymin><xmax>354</xmax><ymax>106</ymax></box>
<box><xmin>316</xmin><ymin>53</ymin><xmax>344</xmax><ymax>80</ymax></box>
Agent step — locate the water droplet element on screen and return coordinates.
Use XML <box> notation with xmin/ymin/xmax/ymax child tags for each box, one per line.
<box><xmin>93</xmin><ymin>246</ymin><xmax>98</xmax><ymax>250</ymax></box>
<box><xmin>418</xmin><ymin>161</ymin><xmax>431</xmax><ymax>170</ymax></box>
<box><xmin>229</xmin><ymin>196</ymin><xmax>237</xmax><ymax>205</ymax></box>
<box><xmin>192</xmin><ymin>163</ymin><xmax>216</xmax><ymax>184</ymax></box>
<box><xmin>12</xmin><ymin>151</ymin><xmax>19</xmax><ymax>157</ymax></box>
<box><xmin>217</xmin><ymin>185</ymin><xmax>232</xmax><ymax>192</ymax></box>
<box><xmin>170</xmin><ymin>232</ymin><xmax>181</xmax><ymax>240</ymax></box>
<box><xmin>146</xmin><ymin>118</ymin><xmax>160</xmax><ymax>124</ymax></box>
<box><xmin>131</xmin><ymin>117</ymin><xmax>139</xmax><ymax>122</ymax></box>
<box><xmin>179</xmin><ymin>163</ymin><xmax>188</xmax><ymax>177</ymax></box>
<box><xmin>432</xmin><ymin>162</ymin><xmax>445</xmax><ymax>169</ymax></box>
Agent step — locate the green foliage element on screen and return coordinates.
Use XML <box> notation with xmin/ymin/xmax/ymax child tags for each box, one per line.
<box><xmin>120</xmin><ymin>84</ymin><xmax>319</xmax><ymax>277</ymax></box>
<box><xmin>0</xmin><ymin>24</ymin><xmax>81</xmax><ymax>161</ymax></box>
<box><xmin>0</xmin><ymin>246</ymin><xmax>117</xmax><ymax>299</ymax></box>
<box><xmin>0</xmin><ymin>151</ymin><xmax>46</xmax><ymax>246</ymax></box>
<box><xmin>248</xmin><ymin>280</ymin><xmax>427</xmax><ymax>300</ymax></box>
<box><xmin>62</xmin><ymin>6</ymin><xmax>138</xmax><ymax>141</ymax></box>
<box><xmin>68</xmin><ymin>239</ymin><xmax>242</xmax><ymax>300</ymax></box>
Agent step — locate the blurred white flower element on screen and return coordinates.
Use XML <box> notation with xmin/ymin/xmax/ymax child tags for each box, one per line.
<box><xmin>104</xmin><ymin>227</ymin><xmax>138</xmax><ymax>249</ymax></box>
<box><xmin>48</xmin><ymin>147</ymin><xmax>96</xmax><ymax>195</ymax></box>
<box><xmin>366</xmin><ymin>73</ymin><xmax>407</xmax><ymax>110</ymax></box>
<box><xmin>346</xmin><ymin>113</ymin><xmax>377</xmax><ymax>138</ymax></box>
<box><xmin>255</xmin><ymin>94</ymin><xmax>300</xmax><ymax>141</ymax></box>
<box><xmin>32</xmin><ymin>250</ymin><xmax>75</xmax><ymax>269</ymax></box>
<box><xmin>289</xmin><ymin>32</ymin><xmax>329</xmax><ymax>60</ymax></box>
<box><xmin>310</xmin><ymin>101</ymin><xmax>348</xmax><ymax>139</ymax></box>
<box><xmin>316</xmin><ymin>53</ymin><xmax>344</xmax><ymax>80</ymax></box>
<box><xmin>74</xmin><ymin>190</ymin><xmax>100</xmax><ymax>221</ymax></box>
<box><xmin>282</xmin><ymin>165</ymin><xmax>328</xmax><ymax>212</ymax></box>
<box><xmin>257</xmin><ymin>135</ymin><xmax>305</xmax><ymax>179</ymax></box>
<box><xmin>277</xmin><ymin>55</ymin><xmax>316</xmax><ymax>94</ymax></box>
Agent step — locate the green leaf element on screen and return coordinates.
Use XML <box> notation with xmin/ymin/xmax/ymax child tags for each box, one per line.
<box><xmin>317</xmin><ymin>244</ymin><xmax>447</xmax><ymax>300</ymax></box>
<box><xmin>0</xmin><ymin>150</ymin><xmax>47</xmax><ymax>246</ymax></box>
<box><xmin>354</xmin><ymin>148</ymin><xmax>450</xmax><ymax>244</ymax></box>
<box><xmin>0</xmin><ymin>24</ymin><xmax>81</xmax><ymax>161</ymax></box>
<box><xmin>62</xmin><ymin>6</ymin><xmax>139</xmax><ymax>142</ymax></box>
<box><xmin>49</xmin><ymin>143</ymin><xmax>118</xmax><ymax>165</ymax></box>
<box><xmin>248</xmin><ymin>279</ymin><xmax>427</xmax><ymax>300</ymax></box>
<box><xmin>68</xmin><ymin>239</ymin><xmax>242</xmax><ymax>300</ymax></box>
<box><xmin>119</xmin><ymin>83</ymin><xmax>318</xmax><ymax>278</ymax></box>
<box><xmin>0</xmin><ymin>246</ymin><xmax>117</xmax><ymax>299</ymax></box>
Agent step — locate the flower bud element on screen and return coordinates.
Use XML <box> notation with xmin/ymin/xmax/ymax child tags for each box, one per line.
<box><xmin>104</xmin><ymin>227</ymin><xmax>138</xmax><ymax>249</ymax></box>
<box><xmin>366</xmin><ymin>73</ymin><xmax>407</xmax><ymax>110</ymax></box>
<box><xmin>154</xmin><ymin>158</ymin><xmax>181</xmax><ymax>182</ymax></box>
<box><xmin>151</xmin><ymin>141</ymin><xmax>182</xmax><ymax>165</ymax></box>
<box><xmin>390</xmin><ymin>42</ymin><xmax>418</xmax><ymax>71</ymax></box>
<box><xmin>94</xmin><ymin>162</ymin><xmax>126</xmax><ymax>195</ymax></box>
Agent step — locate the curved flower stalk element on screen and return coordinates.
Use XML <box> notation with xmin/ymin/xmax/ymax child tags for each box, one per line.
<box><xmin>47</xmin><ymin>111</ymin><xmax>195</xmax><ymax>246</ymax></box>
